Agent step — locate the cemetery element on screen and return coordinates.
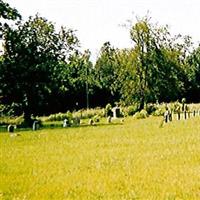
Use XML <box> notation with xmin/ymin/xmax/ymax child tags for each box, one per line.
<box><xmin>1</xmin><ymin>112</ymin><xmax>200</xmax><ymax>199</ymax></box>
<box><xmin>1</xmin><ymin>0</ymin><xmax>200</xmax><ymax>199</ymax></box>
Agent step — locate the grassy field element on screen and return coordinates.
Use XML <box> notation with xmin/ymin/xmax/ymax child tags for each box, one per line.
<box><xmin>0</xmin><ymin>116</ymin><xmax>200</xmax><ymax>199</ymax></box>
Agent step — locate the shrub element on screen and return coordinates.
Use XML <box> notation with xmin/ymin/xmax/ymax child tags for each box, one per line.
<box><xmin>133</xmin><ymin>109</ymin><xmax>148</xmax><ymax>119</ymax></box>
<box><xmin>151</xmin><ymin>103</ymin><xmax>167</xmax><ymax>116</ymax></box>
<box><xmin>44</xmin><ymin>108</ymin><xmax>104</xmax><ymax>122</ymax></box>
<box><xmin>145</xmin><ymin>103</ymin><xmax>157</xmax><ymax>115</ymax></box>
<box><xmin>127</xmin><ymin>105</ymin><xmax>138</xmax><ymax>116</ymax></box>
<box><xmin>120</xmin><ymin>103</ymin><xmax>139</xmax><ymax>117</ymax></box>
<box><xmin>46</xmin><ymin>111</ymin><xmax>73</xmax><ymax>122</ymax></box>
<box><xmin>0</xmin><ymin>115</ymin><xmax>25</xmax><ymax>126</ymax></box>
<box><xmin>73</xmin><ymin>108</ymin><xmax>104</xmax><ymax>119</ymax></box>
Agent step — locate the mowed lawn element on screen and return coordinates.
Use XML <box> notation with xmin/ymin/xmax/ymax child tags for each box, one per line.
<box><xmin>0</xmin><ymin>117</ymin><xmax>200</xmax><ymax>200</ymax></box>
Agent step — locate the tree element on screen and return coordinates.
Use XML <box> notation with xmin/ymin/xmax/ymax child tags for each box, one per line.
<box><xmin>60</xmin><ymin>49</ymin><xmax>94</xmax><ymax>109</ymax></box>
<box><xmin>185</xmin><ymin>45</ymin><xmax>200</xmax><ymax>102</ymax></box>
<box><xmin>0</xmin><ymin>15</ymin><xmax>79</xmax><ymax>125</ymax></box>
<box><xmin>94</xmin><ymin>42</ymin><xmax>120</xmax><ymax>105</ymax></box>
<box><xmin>119</xmin><ymin>16</ymin><xmax>189</xmax><ymax>108</ymax></box>
<box><xmin>0</xmin><ymin>0</ymin><xmax>21</xmax><ymax>20</ymax></box>
<box><xmin>0</xmin><ymin>0</ymin><xmax>21</xmax><ymax>39</ymax></box>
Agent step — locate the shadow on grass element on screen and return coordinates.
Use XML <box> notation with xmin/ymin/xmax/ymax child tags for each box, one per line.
<box><xmin>43</xmin><ymin>122</ymin><xmax>123</xmax><ymax>129</ymax></box>
<box><xmin>0</xmin><ymin>122</ymin><xmax>124</xmax><ymax>133</ymax></box>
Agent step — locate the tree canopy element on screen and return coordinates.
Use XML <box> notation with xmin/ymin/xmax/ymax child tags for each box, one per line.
<box><xmin>0</xmin><ymin>15</ymin><xmax>80</xmax><ymax>124</ymax></box>
<box><xmin>0</xmin><ymin>4</ymin><xmax>200</xmax><ymax>121</ymax></box>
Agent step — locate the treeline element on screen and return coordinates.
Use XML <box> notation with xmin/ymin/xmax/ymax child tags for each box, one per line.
<box><xmin>1</xmin><ymin>1</ymin><xmax>200</xmax><ymax>123</ymax></box>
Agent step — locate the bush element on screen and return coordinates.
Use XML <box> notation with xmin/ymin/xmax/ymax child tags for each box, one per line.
<box><xmin>44</xmin><ymin>108</ymin><xmax>104</xmax><ymax>122</ymax></box>
<box><xmin>133</xmin><ymin>109</ymin><xmax>148</xmax><ymax>119</ymax></box>
<box><xmin>145</xmin><ymin>103</ymin><xmax>157</xmax><ymax>115</ymax></box>
<box><xmin>0</xmin><ymin>115</ymin><xmax>25</xmax><ymax>126</ymax></box>
<box><xmin>46</xmin><ymin>111</ymin><xmax>73</xmax><ymax>122</ymax></box>
<box><xmin>120</xmin><ymin>103</ymin><xmax>139</xmax><ymax>117</ymax></box>
<box><xmin>127</xmin><ymin>104</ymin><xmax>139</xmax><ymax>116</ymax></box>
<box><xmin>73</xmin><ymin>108</ymin><xmax>104</xmax><ymax>119</ymax></box>
<box><xmin>151</xmin><ymin>103</ymin><xmax>167</xmax><ymax>116</ymax></box>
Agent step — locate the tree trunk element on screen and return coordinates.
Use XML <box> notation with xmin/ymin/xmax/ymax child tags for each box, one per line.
<box><xmin>139</xmin><ymin>96</ymin><xmax>145</xmax><ymax>111</ymax></box>
<box><xmin>23</xmin><ymin>106</ymin><xmax>33</xmax><ymax>127</ymax></box>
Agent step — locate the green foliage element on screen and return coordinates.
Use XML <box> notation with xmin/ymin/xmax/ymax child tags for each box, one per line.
<box><xmin>46</xmin><ymin>111</ymin><xmax>73</xmax><ymax>122</ymax></box>
<box><xmin>144</xmin><ymin>103</ymin><xmax>157</xmax><ymax>115</ymax></box>
<box><xmin>0</xmin><ymin>10</ymin><xmax>200</xmax><ymax>116</ymax></box>
<box><xmin>126</xmin><ymin>104</ymin><xmax>139</xmax><ymax>116</ymax></box>
<box><xmin>73</xmin><ymin>108</ymin><xmax>104</xmax><ymax>119</ymax></box>
<box><xmin>0</xmin><ymin>15</ymin><xmax>80</xmax><ymax>122</ymax></box>
<box><xmin>0</xmin><ymin>0</ymin><xmax>21</xmax><ymax>20</ymax></box>
<box><xmin>94</xmin><ymin>42</ymin><xmax>121</xmax><ymax>103</ymax></box>
<box><xmin>0</xmin><ymin>115</ymin><xmax>24</xmax><ymax>126</ymax></box>
<box><xmin>0</xmin><ymin>103</ymin><xmax>23</xmax><ymax>116</ymax></box>
<box><xmin>44</xmin><ymin>108</ymin><xmax>104</xmax><ymax>122</ymax></box>
<box><xmin>133</xmin><ymin>109</ymin><xmax>149</xmax><ymax>119</ymax></box>
<box><xmin>109</xmin><ymin>16</ymin><xmax>190</xmax><ymax>107</ymax></box>
<box><xmin>152</xmin><ymin>106</ymin><xmax>166</xmax><ymax>116</ymax></box>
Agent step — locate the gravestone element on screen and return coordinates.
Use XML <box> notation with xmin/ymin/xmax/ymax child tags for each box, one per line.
<box><xmin>164</xmin><ymin>111</ymin><xmax>169</xmax><ymax>123</ymax></box>
<box><xmin>88</xmin><ymin>119</ymin><xmax>94</xmax><ymax>125</ymax></box>
<box><xmin>63</xmin><ymin>118</ymin><xmax>70</xmax><ymax>127</ymax></box>
<box><xmin>112</xmin><ymin>106</ymin><xmax>120</xmax><ymax>118</ymax></box>
<box><xmin>32</xmin><ymin>120</ymin><xmax>39</xmax><ymax>131</ymax></box>
<box><xmin>7</xmin><ymin>124</ymin><xmax>14</xmax><ymax>133</ymax></box>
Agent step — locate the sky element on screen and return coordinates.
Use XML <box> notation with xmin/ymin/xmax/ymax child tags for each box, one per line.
<box><xmin>5</xmin><ymin>0</ymin><xmax>200</xmax><ymax>61</ymax></box>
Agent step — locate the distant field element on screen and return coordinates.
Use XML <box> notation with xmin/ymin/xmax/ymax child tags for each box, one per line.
<box><xmin>1</xmin><ymin>116</ymin><xmax>200</xmax><ymax>199</ymax></box>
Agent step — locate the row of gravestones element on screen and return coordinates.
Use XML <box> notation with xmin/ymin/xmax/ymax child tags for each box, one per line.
<box><xmin>164</xmin><ymin>110</ymin><xmax>200</xmax><ymax>123</ymax></box>
<box><xmin>7</xmin><ymin>120</ymin><xmax>40</xmax><ymax>133</ymax></box>
<box><xmin>63</xmin><ymin>118</ymin><xmax>80</xmax><ymax>127</ymax></box>
<box><xmin>7</xmin><ymin>107</ymin><xmax>122</xmax><ymax>133</ymax></box>
<box><xmin>63</xmin><ymin>106</ymin><xmax>121</xmax><ymax>127</ymax></box>
<box><xmin>63</xmin><ymin>115</ymin><xmax>117</xmax><ymax>127</ymax></box>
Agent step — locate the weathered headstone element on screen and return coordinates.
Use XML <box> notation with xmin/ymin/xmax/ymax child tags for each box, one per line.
<box><xmin>63</xmin><ymin>118</ymin><xmax>69</xmax><ymax>127</ymax></box>
<box><xmin>7</xmin><ymin>124</ymin><xmax>14</xmax><ymax>133</ymax></box>
<box><xmin>88</xmin><ymin>119</ymin><xmax>94</xmax><ymax>125</ymax></box>
<box><xmin>164</xmin><ymin>111</ymin><xmax>168</xmax><ymax>123</ymax></box>
<box><xmin>32</xmin><ymin>120</ymin><xmax>39</xmax><ymax>131</ymax></box>
<box><xmin>112</xmin><ymin>106</ymin><xmax>120</xmax><ymax>118</ymax></box>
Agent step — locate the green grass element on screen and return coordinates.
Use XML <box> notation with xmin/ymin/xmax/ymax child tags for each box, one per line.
<box><xmin>1</xmin><ymin>116</ymin><xmax>200</xmax><ymax>199</ymax></box>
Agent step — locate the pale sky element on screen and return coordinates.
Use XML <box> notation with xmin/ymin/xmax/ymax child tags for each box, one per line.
<box><xmin>6</xmin><ymin>0</ymin><xmax>200</xmax><ymax>60</ymax></box>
